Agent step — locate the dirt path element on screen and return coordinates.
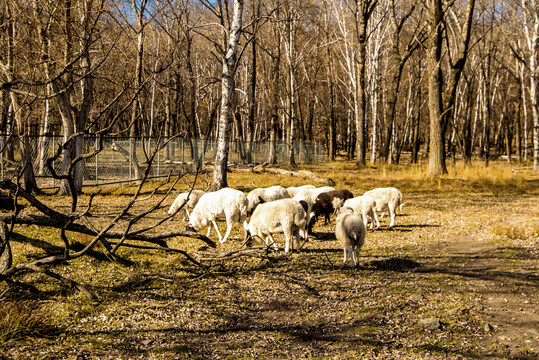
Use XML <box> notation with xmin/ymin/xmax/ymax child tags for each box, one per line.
<box><xmin>434</xmin><ymin>234</ymin><xmax>538</xmax><ymax>358</ymax></box>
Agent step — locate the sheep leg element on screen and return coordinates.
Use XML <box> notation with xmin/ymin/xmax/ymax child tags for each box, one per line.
<box><xmin>389</xmin><ymin>206</ymin><xmax>396</xmax><ymax>229</ymax></box>
<box><xmin>241</xmin><ymin>216</ymin><xmax>249</xmax><ymax>241</ymax></box>
<box><xmin>220</xmin><ymin>219</ymin><xmax>233</xmax><ymax>244</ymax></box>
<box><xmin>372</xmin><ymin>210</ymin><xmax>380</xmax><ymax>229</ymax></box>
<box><xmin>295</xmin><ymin>229</ymin><xmax>307</xmax><ymax>252</ymax></box>
<box><xmin>284</xmin><ymin>231</ymin><xmax>291</xmax><ymax>253</ymax></box>
<box><xmin>361</xmin><ymin>211</ymin><xmax>369</xmax><ymax>229</ymax></box>
<box><xmin>353</xmin><ymin>247</ymin><xmax>360</xmax><ymax>267</ymax></box>
<box><xmin>266</xmin><ymin>234</ymin><xmax>278</xmax><ymax>250</ymax></box>
<box><xmin>210</xmin><ymin>220</ymin><xmax>224</xmax><ymax>243</ymax></box>
<box><xmin>348</xmin><ymin>248</ymin><xmax>357</xmax><ymax>266</ymax></box>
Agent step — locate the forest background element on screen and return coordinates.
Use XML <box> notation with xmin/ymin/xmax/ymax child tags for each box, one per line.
<box><xmin>1</xmin><ymin>0</ymin><xmax>539</xmax><ymax>194</ymax></box>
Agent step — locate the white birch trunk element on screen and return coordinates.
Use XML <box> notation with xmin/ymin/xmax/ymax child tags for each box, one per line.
<box><xmin>522</xmin><ymin>0</ymin><xmax>539</xmax><ymax>170</ymax></box>
<box><xmin>212</xmin><ymin>0</ymin><xmax>244</xmax><ymax>189</ymax></box>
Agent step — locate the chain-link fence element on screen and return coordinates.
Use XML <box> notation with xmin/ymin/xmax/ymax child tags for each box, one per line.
<box><xmin>1</xmin><ymin>135</ymin><xmax>326</xmax><ymax>189</ymax></box>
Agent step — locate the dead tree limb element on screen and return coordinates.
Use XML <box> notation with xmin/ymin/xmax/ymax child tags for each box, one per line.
<box><xmin>0</xmin><ymin>214</ymin><xmax>216</xmax><ymax>248</ymax></box>
<box><xmin>0</xmin><ymin>223</ymin><xmax>12</xmax><ymax>273</ymax></box>
<box><xmin>249</xmin><ymin>162</ymin><xmax>336</xmax><ymax>186</ymax></box>
<box><xmin>106</xmin><ymin>241</ymin><xmax>205</xmax><ymax>268</ymax></box>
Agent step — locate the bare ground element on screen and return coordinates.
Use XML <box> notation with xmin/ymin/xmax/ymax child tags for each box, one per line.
<box><xmin>1</xmin><ymin>191</ymin><xmax>538</xmax><ymax>360</ymax></box>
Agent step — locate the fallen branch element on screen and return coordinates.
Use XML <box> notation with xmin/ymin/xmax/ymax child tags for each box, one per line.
<box><xmin>251</xmin><ymin>163</ymin><xmax>335</xmax><ymax>186</ymax></box>
<box><xmin>107</xmin><ymin>241</ymin><xmax>206</xmax><ymax>268</ymax></box>
<box><xmin>0</xmin><ymin>214</ymin><xmax>216</xmax><ymax>248</ymax></box>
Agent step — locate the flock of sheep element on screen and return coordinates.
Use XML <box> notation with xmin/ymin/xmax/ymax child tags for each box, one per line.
<box><xmin>168</xmin><ymin>185</ymin><xmax>404</xmax><ymax>267</ymax></box>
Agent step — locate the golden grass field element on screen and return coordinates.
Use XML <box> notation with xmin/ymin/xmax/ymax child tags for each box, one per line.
<box><xmin>1</xmin><ymin>159</ymin><xmax>538</xmax><ymax>359</ymax></box>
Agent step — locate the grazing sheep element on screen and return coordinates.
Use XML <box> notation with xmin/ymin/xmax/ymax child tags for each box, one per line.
<box><xmin>246</xmin><ymin>198</ymin><xmax>308</xmax><ymax>253</ymax></box>
<box><xmin>310</xmin><ymin>189</ymin><xmax>354</xmax><ymax>227</ymax></box>
<box><xmin>363</xmin><ymin>187</ymin><xmax>404</xmax><ymax>228</ymax></box>
<box><xmin>286</xmin><ymin>184</ymin><xmax>316</xmax><ymax>198</ymax></box>
<box><xmin>168</xmin><ymin>190</ymin><xmax>206</xmax><ymax>220</ymax></box>
<box><xmin>186</xmin><ymin>188</ymin><xmax>248</xmax><ymax>244</ymax></box>
<box><xmin>343</xmin><ymin>195</ymin><xmax>380</xmax><ymax>230</ymax></box>
<box><xmin>292</xmin><ymin>186</ymin><xmax>335</xmax><ymax>234</ymax></box>
<box><xmin>292</xmin><ymin>186</ymin><xmax>335</xmax><ymax>215</ymax></box>
<box><xmin>247</xmin><ymin>185</ymin><xmax>290</xmax><ymax>214</ymax></box>
<box><xmin>335</xmin><ymin>207</ymin><xmax>366</xmax><ymax>267</ymax></box>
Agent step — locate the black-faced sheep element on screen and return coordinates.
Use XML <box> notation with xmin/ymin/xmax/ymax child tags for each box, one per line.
<box><xmin>246</xmin><ymin>185</ymin><xmax>290</xmax><ymax>215</ymax></box>
<box><xmin>342</xmin><ymin>195</ymin><xmax>379</xmax><ymax>230</ymax></box>
<box><xmin>186</xmin><ymin>188</ymin><xmax>248</xmax><ymax>244</ymax></box>
<box><xmin>310</xmin><ymin>189</ymin><xmax>354</xmax><ymax>228</ymax></box>
<box><xmin>168</xmin><ymin>190</ymin><xmax>206</xmax><ymax>220</ymax></box>
<box><xmin>335</xmin><ymin>207</ymin><xmax>366</xmax><ymax>267</ymax></box>
<box><xmin>292</xmin><ymin>186</ymin><xmax>335</xmax><ymax>219</ymax></box>
<box><xmin>246</xmin><ymin>198</ymin><xmax>308</xmax><ymax>253</ymax></box>
<box><xmin>363</xmin><ymin>187</ymin><xmax>404</xmax><ymax>228</ymax></box>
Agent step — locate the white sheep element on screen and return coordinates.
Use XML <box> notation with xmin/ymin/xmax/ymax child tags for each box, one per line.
<box><xmin>362</xmin><ymin>187</ymin><xmax>404</xmax><ymax>228</ymax></box>
<box><xmin>286</xmin><ymin>184</ymin><xmax>316</xmax><ymax>198</ymax></box>
<box><xmin>335</xmin><ymin>207</ymin><xmax>366</xmax><ymax>267</ymax></box>
<box><xmin>168</xmin><ymin>189</ymin><xmax>206</xmax><ymax>220</ymax></box>
<box><xmin>343</xmin><ymin>195</ymin><xmax>380</xmax><ymax>230</ymax></box>
<box><xmin>292</xmin><ymin>186</ymin><xmax>335</xmax><ymax>212</ymax></box>
<box><xmin>187</xmin><ymin>188</ymin><xmax>248</xmax><ymax>244</ymax></box>
<box><xmin>247</xmin><ymin>198</ymin><xmax>308</xmax><ymax>253</ymax></box>
<box><xmin>246</xmin><ymin>185</ymin><xmax>290</xmax><ymax>214</ymax></box>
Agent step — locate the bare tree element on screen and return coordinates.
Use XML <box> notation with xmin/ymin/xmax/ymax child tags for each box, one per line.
<box><xmin>212</xmin><ymin>0</ymin><xmax>244</xmax><ymax>190</ymax></box>
<box><xmin>353</xmin><ymin>0</ymin><xmax>378</xmax><ymax>166</ymax></box>
<box><xmin>267</xmin><ymin>2</ymin><xmax>281</xmax><ymax>165</ymax></box>
<box><xmin>425</xmin><ymin>0</ymin><xmax>475</xmax><ymax>176</ymax></box>
<box><xmin>279</xmin><ymin>0</ymin><xmax>299</xmax><ymax>167</ymax></box>
<box><xmin>379</xmin><ymin>0</ymin><xmax>423</xmax><ymax>164</ymax></box>
<box><xmin>0</xmin><ymin>1</ymin><xmax>39</xmax><ymax>193</ymax></box>
<box><xmin>520</xmin><ymin>0</ymin><xmax>539</xmax><ymax>171</ymax></box>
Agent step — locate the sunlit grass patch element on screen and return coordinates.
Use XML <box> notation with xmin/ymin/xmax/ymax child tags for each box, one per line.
<box><xmin>491</xmin><ymin>223</ymin><xmax>529</xmax><ymax>241</ymax></box>
<box><xmin>0</xmin><ymin>300</ymin><xmax>56</xmax><ymax>349</ymax></box>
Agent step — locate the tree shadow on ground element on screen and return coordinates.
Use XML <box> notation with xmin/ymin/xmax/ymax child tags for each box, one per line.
<box><xmin>62</xmin><ymin>314</ymin><xmax>490</xmax><ymax>360</ymax></box>
<box><xmin>367</xmin><ymin>257</ymin><xmax>422</xmax><ymax>271</ymax></box>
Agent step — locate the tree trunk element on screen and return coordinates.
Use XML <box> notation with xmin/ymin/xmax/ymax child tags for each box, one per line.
<box><xmin>354</xmin><ymin>0</ymin><xmax>372</xmax><ymax>167</ymax></box>
<box><xmin>128</xmin><ymin>0</ymin><xmax>148</xmax><ymax>181</ymax></box>
<box><xmin>268</xmin><ymin>19</ymin><xmax>280</xmax><ymax>165</ymax></box>
<box><xmin>245</xmin><ymin>0</ymin><xmax>260</xmax><ymax>164</ymax></box>
<box><xmin>327</xmin><ymin>45</ymin><xmax>336</xmax><ymax>161</ymax></box>
<box><xmin>212</xmin><ymin>0</ymin><xmax>244</xmax><ymax>190</ymax></box>
<box><xmin>426</xmin><ymin>0</ymin><xmax>446</xmax><ymax>176</ymax></box>
<box><xmin>2</xmin><ymin>7</ymin><xmax>38</xmax><ymax>193</ymax></box>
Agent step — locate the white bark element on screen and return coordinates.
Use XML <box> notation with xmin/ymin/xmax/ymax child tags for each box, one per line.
<box><xmin>212</xmin><ymin>0</ymin><xmax>244</xmax><ymax>189</ymax></box>
<box><xmin>522</xmin><ymin>0</ymin><xmax>539</xmax><ymax>170</ymax></box>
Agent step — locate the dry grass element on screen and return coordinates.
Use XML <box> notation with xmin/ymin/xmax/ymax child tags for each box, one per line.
<box><xmin>1</xmin><ymin>160</ymin><xmax>538</xmax><ymax>359</ymax></box>
<box><xmin>0</xmin><ymin>300</ymin><xmax>56</xmax><ymax>349</ymax></box>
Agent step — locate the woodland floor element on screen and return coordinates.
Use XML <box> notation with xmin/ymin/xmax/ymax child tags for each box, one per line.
<box><xmin>1</xmin><ymin>171</ymin><xmax>538</xmax><ymax>359</ymax></box>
